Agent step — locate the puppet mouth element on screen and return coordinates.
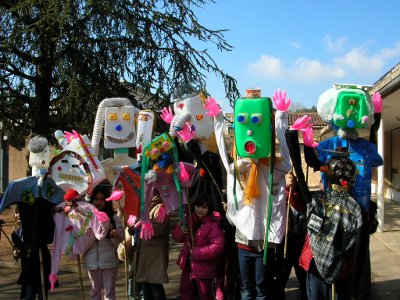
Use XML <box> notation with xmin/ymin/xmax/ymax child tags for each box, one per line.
<box><xmin>59</xmin><ymin>173</ymin><xmax>83</xmax><ymax>182</ymax></box>
<box><xmin>106</xmin><ymin>132</ymin><xmax>135</xmax><ymax>143</ymax></box>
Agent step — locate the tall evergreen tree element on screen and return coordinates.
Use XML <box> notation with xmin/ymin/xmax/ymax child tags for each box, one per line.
<box><xmin>0</xmin><ymin>0</ymin><xmax>239</xmax><ymax>148</ymax></box>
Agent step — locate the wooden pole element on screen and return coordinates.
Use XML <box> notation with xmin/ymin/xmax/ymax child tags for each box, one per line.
<box><xmin>77</xmin><ymin>254</ymin><xmax>85</xmax><ymax>300</ymax></box>
<box><xmin>283</xmin><ymin>187</ymin><xmax>292</xmax><ymax>258</ymax></box>
<box><xmin>39</xmin><ymin>248</ymin><xmax>47</xmax><ymax>300</ymax></box>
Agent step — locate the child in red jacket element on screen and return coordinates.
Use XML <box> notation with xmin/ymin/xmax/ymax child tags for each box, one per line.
<box><xmin>172</xmin><ymin>192</ymin><xmax>225</xmax><ymax>300</ymax></box>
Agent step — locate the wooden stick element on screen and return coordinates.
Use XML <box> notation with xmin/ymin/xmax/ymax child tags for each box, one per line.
<box><xmin>283</xmin><ymin>187</ymin><xmax>292</xmax><ymax>259</ymax></box>
<box><xmin>1</xmin><ymin>228</ymin><xmax>14</xmax><ymax>248</ymax></box>
<box><xmin>332</xmin><ymin>283</ymin><xmax>335</xmax><ymax>300</ymax></box>
<box><xmin>77</xmin><ymin>254</ymin><xmax>85</xmax><ymax>300</ymax></box>
<box><xmin>116</xmin><ymin>201</ymin><xmax>129</xmax><ymax>300</ymax></box>
<box><xmin>39</xmin><ymin>248</ymin><xmax>47</xmax><ymax>300</ymax></box>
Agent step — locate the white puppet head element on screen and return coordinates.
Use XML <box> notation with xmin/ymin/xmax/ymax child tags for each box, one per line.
<box><xmin>49</xmin><ymin>130</ymin><xmax>105</xmax><ymax>195</ymax></box>
<box><xmin>28</xmin><ymin>136</ymin><xmax>50</xmax><ymax>170</ymax></box>
<box><xmin>91</xmin><ymin>98</ymin><xmax>139</xmax><ymax>156</ymax></box>
<box><xmin>135</xmin><ymin>110</ymin><xmax>155</xmax><ymax>160</ymax></box>
<box><xmin>169</xmin><ymin>92</ymin><xmax>216</xmax><ymax>151</ymax></box>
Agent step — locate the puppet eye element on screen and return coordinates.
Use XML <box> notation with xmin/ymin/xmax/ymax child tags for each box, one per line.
<box><xmin>122</xmin><ymin>113</ymin><xmax>130</xmax><ymax>120</ymax></box>
<box><xmin>251</xmin><ymin>114</ymin><xmax>262</xmax><ymax>124</ymax></box>
<box><xmin>109</xmin><ymin>113</ymin><xmax>117</xmax><ymax>121</ymax></box>
<box><xmin>196</xmin><ymin>114</ymin><xmax>203</xmax><ymax>120</ymax></box>
<box><xmin>237</xmin><ymin>113</ymin><xmax>248</xmax><ymax>124</ymax></box>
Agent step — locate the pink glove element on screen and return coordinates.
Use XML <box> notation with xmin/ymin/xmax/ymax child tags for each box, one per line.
<box><xmin>127</xmin><ymin>215</ymin><xmax>137</xmax><ymax>226</ymax></box>
<box><xmin>135</xmin><ymin>221</ymin><xmax>154</xmax><ymax>240</ymax></box>
<box><xmin>161</xmin><ymin>107</ymin><xmax>174</xmax><ymax>124</ymax></box>
<box><xmin>106</xmin><ymin>190</ymin><xmax>124</xmax><ymax>201</ymax></box>
<box><xmin>92</xmin><ymin>209</ymin><xmax>110</xmax><ymax>223</ymax></box>
<box><xmin>272</xmin><ymin>89</ymin><xmax>291</xmax><ymax>112</ymax></box>
<box><xmin>49</xmin><ymin>273</ymin><xmax>58</xmax><ymax>291</ymax></box>
<box><xmin>372</xmin><ymin>92</ymin><xmax>382</xmax><ymax>113</ymax></box>
<box><xmin>177</xmin><ymin>124</ymin><xmax>196</xmax><ymax>142</ymax></box>
<box><xmin>179</xmin><ymin>162</ymin><xmax>190</xmax><ymax>183</ymax></box>
<box><xmin>63</xmin><ymin>131</ymin><xmax>78</xmax><ymax>143</ymax></box>
<box><xmin>155</xmin><ymin>204</ymin><xmax>167</xmax><ymax>223</ymax></box>
<box><xmin>290</xmin><ymin>115</ymin><xmax>313</xmax><ymax>131</ymax></box>
<box><xmin>302</xmin><ymin>127</ymin><xmax>319</xmax><ymax>148</ymax></box>
<box><xmin>203</xmin><ymin>97</ymin><xmax>222</xmax><ymax>117</ymax></box>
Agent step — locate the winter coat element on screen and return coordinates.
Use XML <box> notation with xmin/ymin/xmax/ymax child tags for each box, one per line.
<box><xmin>83</xmin><ymin>214</ymin><xmax>124</xmax><ymax>270</ymax></box>
<box><xmin>172</xmin><ymin>211</ymin><xmax>225</xmax><ymax>279</ymax></box>
<box><xmin>136</xmin><ymin>204</ymin><xmax>170</xmax><ymax>284</ymax></box>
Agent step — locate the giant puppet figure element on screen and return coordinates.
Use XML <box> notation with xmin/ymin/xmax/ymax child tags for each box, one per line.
<box><xmin>160</xmin><ymin>90</ymin><xmax>225</xmax><ymax>214</ymax></box>
<box><xmin>91</xmin><ymin>97</ymin><xmax>140</xmax><ymax>186</ymax></box>
<box><xmin>0</xmin><ymin>136</ymin><xmax>65</xmax><ymax>299</ymax></box>
<box><xmin>47</xmin><ymin>130</ymin><xmax>110</xmax><ymax>291</ymax></box>
<box><xmin>205</xmin><ymin>89</ymin><xmax>292</xmax><ymax>257</ymax></box>
<box><xmin>291</xmin><ymin>84</ymin><xmax>383</xmax><ymax>299</ymax></box>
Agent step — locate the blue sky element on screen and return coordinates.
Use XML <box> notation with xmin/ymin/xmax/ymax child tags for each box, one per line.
<box><xmin>195</xmin><ymin>0</ymin><xmax>400</xmax><ymax>112</ymax></box>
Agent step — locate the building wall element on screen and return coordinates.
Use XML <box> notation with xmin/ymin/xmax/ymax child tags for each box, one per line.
<box><xmin>8</xmin><ymin>144</ymin><xmax>30</xmax><ymax>181</ymax></box>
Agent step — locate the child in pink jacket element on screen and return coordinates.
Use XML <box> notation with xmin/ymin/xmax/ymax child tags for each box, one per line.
<box><xmin>172</xmin><ymin>192</ymin><xmax>225</xmax><ymax>300</ymax></box>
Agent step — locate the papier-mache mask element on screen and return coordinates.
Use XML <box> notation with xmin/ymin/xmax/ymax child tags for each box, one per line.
<box><xmin>136</xmin><ymin>110</ymin><xmax>156</xmax><ymax>160</ymax></box>
<box><xmin>317</xmin><ymin>85</ymin><xmax>374</xmax><ymax>129</ymax></box>
<box><xmin>50</xmin><ymin>130</ymin><xmax>106</xmax><ymax>195</ymax></box>
<box><xmin>234</xmin><ymin>94</ymin><xmax>273</xmax><ymax>158</ymax></box>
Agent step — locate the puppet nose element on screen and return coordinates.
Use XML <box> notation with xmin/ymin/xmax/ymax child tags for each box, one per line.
<box><xmin>116</xmin><ymin>124</ymin><xmax>122</xmax><ymax>131</ymax></box>
<box><xmin>347</xmin><ymin>120</ymin><xmax>354</xmax><ymax>128</ymax></box>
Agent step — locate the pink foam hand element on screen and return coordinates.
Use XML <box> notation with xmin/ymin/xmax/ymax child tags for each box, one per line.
<box><xmin>179</xmin><ymin>162</ymin><xmax>190</xmax><ymax>183</ymax></box>
<box><xmin>127</xmin><ymin>215</ymin><xmax>137</xmax><ymax>226</ymax></box>
<box><xmin>155</xmin><ymin>204</ymin><xmax>167</xmax><ymax>223</ymax></box>
<box><xmin>92</xmin><ymin>209</ymin><xmax>110</xmax><ymax>223</ymax></box>
<box><xmin>63</xmin><ymin>131</ymin><xmax>78</xmax><ymax>143</ymax></box>
<box><xmin>106</xmin><ymin>190</ymin><xmax>124</xmax><ymax>201</ymax></box>
<box><xmin>272</xmin><ymin>89</ymin><xmax>291</xmax><ymax>112</ymax></box>
<box><xmin>49</xmin><ymin>273</ymin><xmax>58</xmax><ymax>291</ymax></box>
<box><xmin>161</xmin><ymin>107</ymin><xmax>174</xmax><ymax>124</ymax></box>
<box><xmin>372</xmin><ymin>92</ymin><xmax>382</xmax><ymax>113</ymax></box>
<box><xmin>177</xmin><ymin>124</ymin><xmax>196</xmax><ymax>143</ymax></box>
<box><xmin>139</xmin><ymin>221</ymin><xmax>154</xmax><ymax>241</ymax></box>
<box><xmin>290</xmin><ymin>115</ymin><xmax>313</xmax><ymax>131</ymax></box>
<box><xmin>203</xmin><ymin>97</ymin><xmax>222</xmax><ymax>117</ymax></box>
<box><xmin>302</xmin><ymin>127</ymin><xmax>319</xmax><ymax>148</ymax></box>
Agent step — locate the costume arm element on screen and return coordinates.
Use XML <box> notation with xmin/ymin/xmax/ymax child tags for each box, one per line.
<box><xmin>49</xmin><ymin>211</ymin><xmax>64</xmax><ymax>291</ymax></box>
<box><xmin>285</xmin><ymin>130</ymin><xmax>312</xmax><ymax>204</ymax></box>
<box><xmin>192</xmin><ymin>224</ymin><xmax>225</xmax><ymax>261</ymax></box>
<box><xmin>214</xmin><ymin>113</ymin><xmax>230</xmax><ymax>172</ymax></box>
<box><xmin>90</xmin><ymin>210</ymin><xmax>110</xmax><ymax>240</ymax></box>
<box><xmin>171</xmin><ymin>222</ymin><xmax>186</xmax><ymax>243</ymax></box>
<box><xmin>112</xmin><ymin>215</ymin><xmax>125</xmax><ymax>242</ymax></box>
<box><xmin>304</xmin><ymin>145</ymin><xmax>322</xmax><ymax>171</ymax></box>
<box><xmin>368</xmin><ymin>142</ymin><xmax>384</xmax><ymax>167</ymax></box>
<box><xmin>274</xmin><ymin>111</ymin><xmax>291</xmax><ymax>181</ymax></box>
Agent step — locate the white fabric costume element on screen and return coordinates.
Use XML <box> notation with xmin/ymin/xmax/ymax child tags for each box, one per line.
<box><xmin>214</xmin><ymin>111</ymin><xmax>291</xmax><ymax>243</ymax></box>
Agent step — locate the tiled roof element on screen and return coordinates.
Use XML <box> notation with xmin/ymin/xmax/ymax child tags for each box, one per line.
<box><xmin>288</xmin><ymin>112</ymin><xmax>327</xmax><ymax>127</ymax></box>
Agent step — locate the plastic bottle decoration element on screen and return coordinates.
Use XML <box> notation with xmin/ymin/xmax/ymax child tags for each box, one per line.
<box><xmin>317</xmin><ymin>85</ymin><xmax>374</xmax><ymax>130</ymax></box>
<box><xmin>49</xmin><ymin>130</ymin><xmax>105</xmax><ymax>195</ymax></box>
<box><xmin>135</xmin><ymin>110</ymin><xmax>156</xmax><ymax>161</ymax></box>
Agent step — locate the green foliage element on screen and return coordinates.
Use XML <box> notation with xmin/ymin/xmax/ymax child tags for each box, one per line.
<box><xmin>0</xmin><ymin>0</ymin><xmax>239</xmax><ymax>149</ymax></box>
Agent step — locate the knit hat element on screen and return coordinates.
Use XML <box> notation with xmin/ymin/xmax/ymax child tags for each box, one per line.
<box><xmin>64</xmin><ymin>189</ymin><xmax>80</xmax><ymax>201</ymax></box>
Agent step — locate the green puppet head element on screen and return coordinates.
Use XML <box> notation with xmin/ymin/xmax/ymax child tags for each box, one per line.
<box><xmin>234</xmin><ymin>97</ymin><xmax>272</xmax><ymax>158</ymax></box>
<box><xmin>317</xmin><ymin>86</ymin><xmax>374</xmax><ymax>129</ymax></box>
